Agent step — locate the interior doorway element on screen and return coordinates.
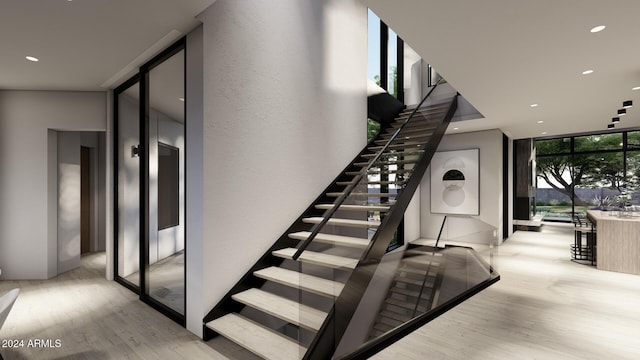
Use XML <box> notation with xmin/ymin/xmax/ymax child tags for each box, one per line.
<box><xmin>55</xmin><ymin>131</ymin><xmax>107</xmax><ymax>275</ymax></box>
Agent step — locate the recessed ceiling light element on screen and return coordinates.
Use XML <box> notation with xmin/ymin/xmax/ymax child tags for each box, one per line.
<box><xmin>541</xmin><ymin>132</ymin><xmax>547</xmax><ymax>135</ymax></box>
<box><xmin>530</xmin><ymin>103</ymin><xmax>539</xmax><ymax>108</ymax></box>
<box><xmin>453</xmin><ymin>127</ymin><xmax>459</xmax><ymax>130</ymax></box>
<box><xmin>623</xmin><ymin>100</ymin><xmax>633</xmax><ymax>108</ymax></box>
<box><xmin>612</xmin><ymin>117</ymin><xmax>620</xmax><ymax>123</ymax></box>
<box><xmin>537</xmin><ymin>120</ymin><xmax>544</xmax><ymax>124</ymax></box>
<box><xmin>178</xmin><ymin>97</ymin><xmax>184</xmax><ymax>102</ymax></box>
<box><xmin>618</xmin><ymin>109</ymin><xmax>627</xmax><ymax>116</ymax></box>
<box><xmin>633</xmin><ymin>86</ymin><xmax>640</xmax><ymax>91</ymax></box>
<box><xmin>590</xmin><ymin>25</ymin><xmax>606</xmax><ymax>33</ymax></box>
<box><xmin>25</xmin><ymin>56</ymin><xmax>39</xmax><ymax>62</ymax></box>
<box><xmin>608</xmin><ymin>124</ymin><xmax>615</xmax><ymax>129</ymax></box>
<box><xmin>582</xmin><ymin>69</ymin><xmax>594</xmax><ymax>75</ymax></box>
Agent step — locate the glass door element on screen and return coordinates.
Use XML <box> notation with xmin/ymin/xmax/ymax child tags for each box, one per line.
<box><xmin>114</xmin><ymin>38</ymin><xmax>186</xmax><ymax>325</ymax></box>
<box><xmin>143</xmin><ymin>45</ymin><xmax>186</xmax><ymax>319</ymax></box>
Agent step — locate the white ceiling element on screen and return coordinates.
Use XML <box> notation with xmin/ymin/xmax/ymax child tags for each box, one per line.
<box><xmin>363</xmin><ymin>0</ymin><xmax>640</xmax><ymax>139</ymax></box>
<box><xmin>3</xmin><ymin>0</ymin><xmax>640</xmax><ymax>139</ymax></box>
<box><xmin>0</xmin><ymin>0</ymin><xmax>215</xmax><ymax>91</ymax></box>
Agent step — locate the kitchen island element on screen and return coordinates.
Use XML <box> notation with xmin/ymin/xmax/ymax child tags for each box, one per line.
<box><xmin>587</xmin><ymin>210</ymin><xmax>640</xmax><ymax>275</ymax></box>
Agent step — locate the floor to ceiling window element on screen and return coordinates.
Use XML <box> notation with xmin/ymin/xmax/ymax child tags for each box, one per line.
<box><xmin>114</xmin><ymin>38</ymin><xmax>186</xmax><ymax>325</ymax></box>
<box><xmin>535</xmin><ymin>130</ymin><xmax>640</xmax><ymax>221</ymax></box>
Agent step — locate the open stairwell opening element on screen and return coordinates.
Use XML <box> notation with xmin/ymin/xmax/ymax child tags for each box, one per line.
<box><xmin>203</xmin><ymin>83</ymin><xmax>499</xmax><ymax>359</ymax></box>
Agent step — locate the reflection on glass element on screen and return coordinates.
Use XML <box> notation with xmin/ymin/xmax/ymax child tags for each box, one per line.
<box><xmin>628</xmin><ymin>131</ymin><xmax>640</xmax><ymax>149</ymax></box>
<box><xmin>117</xmin><ymin>82</ymin><xmax>141</xmax><ymax>286</ymax></box>
<box><xmin>626</xmin><ymin>151</ymin><xmax>640</xmax><ymax>205</ymax></box>
<box><xmin>535</xmin><ymin>155</ymin><xmax>573</xmax><ymax>220</ymax></box>
<box><xmin>147</xmin><ymin>49</ymin><xmax>185</xmax><ymax>315</ymax></box>
<box><xmin>536</xmin><ymin>137</ymin><xmax>571</xmax><ymax>156</ymax></box>
<box><xmin>575</xmin><ymin>133</ymin><xmax>623</xmax><ymax>152</ymax></box>
<box><xmin>387</xmin><ymin>29</ymin><xmax>398</xmax><ymax>97</ymax></box>
<box><xmin>574</xmin><ymin>153</ymin><xmax>625</xmax><ymax>215</ymax></box>
<box><xmin>333</xmin><ymin>243</ymin><xmax>498</xmax><ymax>358</ymax></box>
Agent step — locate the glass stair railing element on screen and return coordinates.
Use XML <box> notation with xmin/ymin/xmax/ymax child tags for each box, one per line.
<box><xmin>202</xmin><ymin>83</ymin><xmax>496</xmax><ymax>360</ymax></box>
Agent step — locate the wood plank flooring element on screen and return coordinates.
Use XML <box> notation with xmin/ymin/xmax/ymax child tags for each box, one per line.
<box><xmin>1</xmin><ymin>224</ymin><xmax>640</xmax><ymax>359</ymax></box>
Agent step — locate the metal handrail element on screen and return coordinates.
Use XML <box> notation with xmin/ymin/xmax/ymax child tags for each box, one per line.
<box><xmin>292</xmin><ymin>79</ymin><xmax>445</xmax><ymax>260</ymax></box>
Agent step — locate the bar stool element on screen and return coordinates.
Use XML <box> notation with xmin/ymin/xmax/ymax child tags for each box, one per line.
<box><xmin>571</xmin><ymin>215</ymin><xmax>596</xmax><ymax>265</ymax></box>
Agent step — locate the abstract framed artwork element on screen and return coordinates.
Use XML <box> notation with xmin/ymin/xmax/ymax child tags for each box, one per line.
<box><xmin>430</xmin><ymin>148</ymin><xmax>480</xmax><ymax>215</ymax></box>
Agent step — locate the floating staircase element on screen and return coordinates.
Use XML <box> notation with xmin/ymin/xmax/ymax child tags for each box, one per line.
<box><xmin>203</xmin><ymin>88</ymin><xmax>461</xmax><ymax>359</ymax></box>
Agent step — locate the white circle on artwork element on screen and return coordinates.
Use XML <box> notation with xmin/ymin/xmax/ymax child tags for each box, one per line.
<box><xmin>442</xmin><ymin>185</ymin><xmax>465</xmax><ymax>206</ymax></box>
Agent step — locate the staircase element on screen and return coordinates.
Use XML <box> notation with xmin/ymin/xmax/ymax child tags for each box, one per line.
<box><xmin>203</xmin><ymin>88</ymin><xmax>458</xmax><ymax>359</ymax></box>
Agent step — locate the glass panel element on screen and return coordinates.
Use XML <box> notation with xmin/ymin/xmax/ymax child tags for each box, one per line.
<box><xmin>575</xmin><ymin>133</ymin><xmax>623</xmax><ymax>152</ymax></box>
<box><xmin>535</xmin><ymin>137</ymin><xmax>571</xmax><ymax>156</ymax></box>
<box><xmin>117</xmin><ymin>82</ymin><xmax>141</xmax><ymax>286</ymax></box>
<box><xmin>628</xmin><ymin>131</ymin><xmax>640</xmax><ymax>149</ymax></box>
<box><xmin>625</xmin><ymin>150</ymin><xmax>640</xmax><ymax>205</ymax></box>
<box><xmin>147</xmin><ymin>49</ymin><xmax>185</xmax><ymax>315</ymax></box>
<box><xmin>367</xmin><ymin>9</ymin><xmax>380</xmax><ymax>84</ymax></box>
<box><xmin>574</xmin><ymin>153</ymin><xmax>625</xmax><ymax>214</ymax></box>
<box><xmin>535</xmin><ymin>155</ymin><xmax>573</xmax><ymax>220</ymax></box>
<box><xmin>387</xmin><ymin>29</ymin><xmax>398</xmax><ymax>97</ymax></box>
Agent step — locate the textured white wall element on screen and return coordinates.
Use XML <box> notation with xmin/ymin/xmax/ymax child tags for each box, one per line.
<box><xmin>421</xmin><ymin>129</ymin><xmax>504</xmax><ymax>244</ymax></box>
<box><xmin>198</xmin><ymin>0</ymin><xmax>367</xmax><ymax>333</ymax></box>
<box><xmin>0</xmin><ymin>91</ymin><xmax>106</xmax><ymax>279</ymax></box>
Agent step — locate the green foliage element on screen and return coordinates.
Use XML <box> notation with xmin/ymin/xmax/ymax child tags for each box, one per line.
<box><xmin>536</xmin><ymin>133</ymin><xmax>639</xmax><ymax>205</ymax></box>
<box><xmin>368</xmin><ymin>118</ymin><xmax>381</xmax><ymax>142</ymax></box>
<box><xmin>372</xmin><ymin>66</ymin><xmax>398</xmax><ymax>98</ymax></box>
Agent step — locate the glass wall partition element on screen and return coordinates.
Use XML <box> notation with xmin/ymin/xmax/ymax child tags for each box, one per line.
<box><xmin>535</xmin><ymin>131</ymin><xmax>640</xmax><ymax>221</ymax></box>
<box><xmin>114</xmin><ymin>38</ymin><xmax>186</xmax><ymax>325</ymax></box>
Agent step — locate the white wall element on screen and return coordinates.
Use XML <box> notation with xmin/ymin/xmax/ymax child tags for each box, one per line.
<box><xmin>421</xmin><ymin>129</ymin><xmax>505</xmax><ymax>245</ymax></box>
<box><xmin>57</xmin><ymin>131</ymin><xmax>81</xmax><ymax>274</ymax></box>
<box><xmin>197</xmin><ymin>0</ymin><xmax>367</xmax><ymax>337</ymax></box>
<box><xmin>0</xmin><ymin>91</ymin><xmax>106</xmax><ymax>279</ymax></box>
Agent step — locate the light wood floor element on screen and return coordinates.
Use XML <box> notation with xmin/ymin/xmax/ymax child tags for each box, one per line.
<box><xmin>1</xmin><ymin>225</ymin><xmax>640</xmax><ymax>359</ymax></box>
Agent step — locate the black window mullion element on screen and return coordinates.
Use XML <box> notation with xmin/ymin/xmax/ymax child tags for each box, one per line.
<box><xmin>379</xmin><ymin>21</ymin><xmax>388</xmax><ymax>90</ymax></box>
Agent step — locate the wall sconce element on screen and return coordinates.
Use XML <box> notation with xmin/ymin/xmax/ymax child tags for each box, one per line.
<box><xmin>131</xmin><ymin>145</ymin><xmax>141</xmax><ymax>158</ymax></box>
<box><xmin>623</xmin><ymin>100</ymin><xmax>633</xmax><ymax>108</ymax></box>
